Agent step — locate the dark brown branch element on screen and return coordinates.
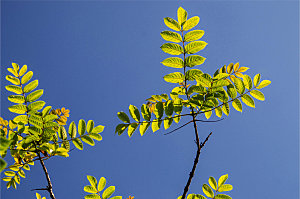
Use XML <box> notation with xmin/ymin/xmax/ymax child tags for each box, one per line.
<box><xmin>37</xmin><ymin>152</ymin><xmax>56</xmax><ymax>199</ymax></box>
<box><xmin>164</xmin><ymin>121</ymin><xmax>193</xmax><ymax>135</ymax></box>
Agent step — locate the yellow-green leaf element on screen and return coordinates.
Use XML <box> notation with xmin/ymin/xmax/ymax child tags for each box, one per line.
<box><xmin>117</xmin><ymin>112</ymin><xmax>130</xmax><ymax>123</ymax></box>
<box><xmin>221</xmin><ymin>103</ymin><xmax>230</xmax><ymax>116</ymax></box>
<box><xmin>242</xmin><ymin>75</ymin><xmax>252</xmax><ymax>89</ymax></box>
<box><xmin>218</xmin><ymin>174</ymin><xmax>228</xmax><ymax>187</ymax></box>
<box><xmin>241</xmin><ymin>94</ymin><xmax>255</xmax><ymax>108</ymax></box>
<box><xmin>218</xmin><ymin>184</ymin><xmax>233</xmax><ymax>192</ymax></box>
<box><xmin>161</xmin><ymin>43</ymin><xmax>184</xmax><ymax>55</ymax></box>
<box><xmin>21</xmin><ymin>71</ymin><xmax>33</xmax><ymax>84</ymax></box>
<box><xmin>26</xmin><ymin>89</ymin><xmax>43</xmax><ymax>102</ymax></box>
<box><xmin>256</xmin><ymin>80</ymin><xmax>271</xmax><ymax>89</ymax></box>
<box><xmin>209</xmin><ymin>176</ymin><xmax>217</xmax><ymax>190</ymax></box>
<box><xmin>128</xmin><ymin>123</ymin><xmax>138</xmax><ymax>137</ymax></box>
<box><xmin>19</xmin><ymin>65</ymin><xmax>27</xmax><ymax>76</ymax></box>
<box><xmin>215</xmin><ymin>106</ymin><xmax>222</xmax><ymax>118</ymax></box>
<box><xmin>184</xmin><ymin>30</ymin><xmax>204</xmax><ymax>42</ymax></box>
<box><xmin>177</xmin><ymin>7</ymin><xmax>187</xmax><ymax>25</ymax></box>
<box><xmin>6</xmin><ymin>75</ymin><xmax>20</xmax><ymax>85</ymax></box>
<box><xmin>182</xmin><ymin>16</ymin><xmax>200</xmax><ymax>31</ymax></box>
<box><xmin>81</xmin><ymin>135</ymin><xmax>95</xmax><ymax>146</ymax></box>
<box><xmin>232</xmin><ymin>98</ymin><xmax>242</xmax><ymax>112</ymax></box>
<box><xmin>253</xmin><ymin>74</ymin><xmax>261</xmax><ymax>87</ymax></box>
<box><xmin>233</xmin><ymin>78</ymin><xmax>245</xmax><ymax>94</ymax></box>
<box><xmin>160</xmin><ymin>31</ymin><xmax>182</xmax><ymax>43</ymax></box>
<box><xmin>202</xmin><ymin>184</ymin><xmax>214</xmax><ymax>198</ymax></box>
<box><xmin>163</xmin><ymin>117</ymin><xmax>173</xmax><ymax>130</ymax></box>
<box><xmin>129</xmin><ymin>105</ymin><xmax>140</xmax><ymax>122</ymax></box>
<box><xmin>161</xmin><ymin>57</ymin><xmax>184</xmax><ymax>68</ymax></box>
<box><xmin>5</xmin><ymin>85</ymin><xmax>23</xmax><ymax>94</ymax></box>
<box><xmin>102</xmin><ymin>186</ymin><xmax>115</xmax><ymax>199</ymax></box>
<box><xmin>185</xmin><ymin>41</ymin><xmax>207</xmax><ymax>54</ymax></box>
<box><xmin>139</xmin><ymin>122</ymin><xmax>150</xmax><ymax>136</ymax></box>
<box><xmin>84</xmin><ymin>185</ymin><xmax>98</xmax><ymax>193</ymax></box>
<box><xmin>152</xmin><ymin>119</ymin><xmax>162</xmax><ymax>132</ymax></box>
<box><xmin>8</xmin><ymin>95</ymin><xmax>25</xmax><ymax>104</ymax></box>
<box><xmin>164</xmin><ymin>17</ymin><xmax>181</xmax><ymax>31</ymax></box>
<box><xmin>185</xmin><ymin>55</ymin><xmax>206</xmax><ymax>67</ymax></box>
<box><xmin>164</xmin><ymin>72</ymin><xmax>185</xmax><ymax>83</ymax></box>
<box><xmin>8</xmin><ymin>104</ymin><xmax>27</xmax><ymax>114</ymax></box>
<box><xmin>72</xmin><ymin>138</ymin><xmax>83</xmax><ymax>150</ymax></box>
<box><xmin>97</xmin><ymin>177</ymin><xmax>106</xmax><ymax>192</ymax></box>
<box><xmin>250</xmin><ymin>90</ymin><xmax>265</xmax><ymax>101</ymax></box>
<box><xmin>23</xmin><ymin>80</ymin><xmax>38</xmax><ymax>93</ymax></box>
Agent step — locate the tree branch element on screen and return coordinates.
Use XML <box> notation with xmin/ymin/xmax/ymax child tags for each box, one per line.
<box><xmin>37</xmin><ymin>152</ymin><xmax>56</xmax><ymax>199</ymax></box>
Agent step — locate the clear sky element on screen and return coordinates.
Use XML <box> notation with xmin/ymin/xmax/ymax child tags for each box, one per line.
<box><xmin>1</xmin><ymin>1</ymin><xmax>299</xmax><ymax>199</ymax></box>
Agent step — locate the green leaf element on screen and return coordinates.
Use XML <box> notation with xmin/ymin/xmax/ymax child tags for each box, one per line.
<box><xmin>208</xmin><ymin>176</ymin><xmax>218</xmax><ymax>190</ymax></box>
<box><xmin>184</xmin><ymin>30</ymin><xmax>204</xmax><ymax>42</ymax></box>
<box><xmin>115</xmin><ymin>124</ymin><xmax>129</xmax><ymax>135</ymax></box>
<box><xmin>8</xmin><ymin>95</ymin><xmax>25</xmax><ymax>104</ymax></box>
<box><xmin>226</xmin><ymin>84</ymin><xmax>237</xmax><ymax>99</ymax></box>
<box><xmin>232</xmin><ymin>99</ymin><xmax>242</xmax><ymax>112</ymax></box>
<box><xmin>87</xmin><ymin>175</ymin><xmax>98</xmax><ymax>188</ymax></box>
<box><xmin>204</xmin><ymin>110</ymin><xmax>212</xmax><ymax>119</ymax></box>
<box><xmin>5</xmin><ymin>85</ymin><xmax>23</xmax><ymax>94</ymax></box>
<box><xmin>196</xmin><ymin>74</ymin><xmax>211</xmax><ymax>87</ymax></box>
<box><xmin>186</xmin><ymin>69</ymin><xmax>203</xmax><ymax>81</ymax></box>
<box><xmin>91</xmin><ymin>125</ymin><xmax>104</xmax><ymax>133</ymax></box>
<box><xmin>8</xmin><ymin>104</ymin><xmax>27</xmax><ymax>114</ymax></box>
<box><xmin>218</xmin><ymin>174</ymin><xmax>228</xmax><ymax>187</ymax></box>
<box><xmin>177</xmin><ymin>7</ymin><xmax>187</xmax><ymax>25</ymax></box>
<box><xmin>140</xmin><ymin>122</ymin><xmax>150</xmax><ymax>136</ymax></box>
<box><xmin>160</xmin><ymin>31</ymin><xmax>182</xmax><ymax>43</ymax></box>
<box><xmin>42</xmin><ymin>106</ymin><xmax>52</xmax><ymax>117</ymax></box>
<box><xmin>4</xmin><ymin>171</ymin><xmax>15</xmax><ymax>176</ymax></box>
<box><xmin>84</xmin><ymin>185</ymin><xmax>98</xmax><ymax>193</ymax></box>
<box><xmin>102</xmin><ymin>186</ymin><xmax>115</xmax><ymax>199</ymax></box>
<box><xmin>185</xmin><ymin>55</ymin><xmax>206</xmax><ymax>67</ymax></box>
<box><xmin>164</xmin><ymin>72</ymin><xmax>185</xmax><ymax>83</ymax></box>
<box><xmin>23</xmin><ymin>80</ymin><xmax>38</xmax><ymax>93</ymax></box>
<box><xmin>221</xmin><ymin>103</ymin><xmax>230</xmax><ymax>116</ymax></box>
<box><xmin>218</xmin><ymin>184</ymin><xmax>233</xmax><ymax>192</ymax></box>
<box><xmin>250</xmin><ymin>90</ymin><xmax>265</xmax><ymax>101</ymax></box>
<box><xmin>72</xmin><ymin>138</ymin><xmax>83</xmax><ymax>150</ymax></box>
<box><xmin>85</xmin><ymin>194</ymin><xmax>101</xmax><ymax>199</ymax></box>
<box><xmin>164</xmin><ymin>117</ymin><xmax>173</xmax><ymax>130</ymax></box>
<box><xmin>128</xmin><ymin>123</ymin><xmax>138</xmax><ymax>137</ymax></box>
<box><xmin>89</xmin><ymin>133</ymin><xmax>102</xmax><ymax>141</ymax></box>
<box><xmin>68</xmin><ymin>121</ymin><xmax>77</xmax><ymax>138</ymax></box>
<box><xmin>21</xmin><ymin>71</ymin><xmax>33</xmax><ymax>84</ymax></box>
<box><xmin>6</xmin><ymin>75</ymin><xmax>20</xmax><ymax>85</ymax></box>
<box><xmin>78</xmin><ymin>119</ymin><xmax>86</xmax><ymax>135</ymax></box>
<box><xmin>188</xmin><ymin>85</ymin><xmax>206</xmax><ymax>95</ymax></box>
<box><xmin>185</xmin><ymin>41</ymin><xmax>207</xmax><ymax>54</ymax></box>
<box><xmin>97</xmin><ymin>177</ymin><xmax>106</xmax><ymax>192</ymax></box>
<box><xmin>117</xmin><ymin>112</ymin><xmax>130</xmax><ymax>123</ymax></box>
<box><xmin>19</xmin><ymin>65</ymin><xmax>27</xmax><ymax>76</ymax></box>
<box><xmin>153</xmin><ymin>102</ymin><xmax>164</xmax><ymax>119</ymax></box>
<box><xmin>164</xmin><ymin>17</ymin><xmax>181</xmax><ymax>31</ymax></box>
<box><xmin>233</xmin><ymin>78</ymin><xmax>245</xmax><ymax>94</ymax></box>
<box><xmin>256</xmin><ymin>80</ymin><xmax>271</xmax><ymax>89</ymax></box>
<box><xmin>182</xmin><ymin>16</ymin><xmax>200</xmax><ymax>31</ymax></box>
<box><xmin>241</xmin><ymin>94</ymin><xmax>255</xmax><ymax>108</ymax></box>
<box><xmin>161</xmin><ymin>43</ymin><xmax>184</xmax><ymax>55</ymax></box>
<box><xmin>202</xmin><ymin>184</ymin><xmax>214</xmax><ymax>198</ymax></box>
<box><xmin>215</xmin><ymin>106</ymin><xmax>222</xmax><ymax>118</ymax></box>
<box><xmin>81</xmin><ymin>135</ymin><xmax>95</xmax><ymax>146</ymax></box>
<box><xmin>129</xmin><ymin>105</ymin><xmax>140</xmax><ymax>122</ymax></box>
<box><xmin>18</xmin><ymin>169</ymin><xmax>25</xmax><ymax>178</ymax></box>
<box><xmin>214</xmin><ymin>194</ymin><xmax>232</xmax><ymax>199</ymax></box>
<box><xmin>26</xmin><ymin>89</ymin><xmax>43</xmax><ymax>102</ymax></box>
<box><xmin>141</xmin><ymin>104</ymin><xmax>151</xmax><ymax>121</ymax></box>
<box><xmin>58</xmin><ymin>126</ymin><xmax>67</xmax><ymax>140</ymax></box>
<box><xmin>152</xmin><ymin>119</ymin><xmax>162</xmax><ymax>132</ymax></box>
<box><xmin>86</xmin><ymin>120</ymin><xmax>94</xmax><ymax>133</ymax></box>
<box><xmin>161</xmin><ymin>57</ymin><xmax>184</xmax><ymax>68</ymax></box>
<box><xmin>253</xmin><ymin>74</ymin><xmax>261</xmax><ymax>87</ymax></box>
<box><xmin>164</xmin><ymin>100</ymin><xmax>174</xmax><ymax>116</ymax></box>
<box><xmin>243</xmin><ymin>75</ymin><xmax>252</xmax><ymax>89</ymax></box>
<box><xmin>173</xmin><ymin>99</ymin><xmax>183</xmax><ymax>114</ymax></box>
<box><xmin>28</xmin><ymin>101</ymin><xmax>45</xmax><ymax>111</ymax></box>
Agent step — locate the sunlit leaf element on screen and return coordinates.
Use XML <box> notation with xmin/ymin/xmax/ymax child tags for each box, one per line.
<box><xmin>117</xmin><ymin>112</ymin><xmax>130</xmax><ymax>123</ymax></box>
<box><xmin>161</xmin><ymin>57</ymin><xmax>184</xmax><ymax>68</ymax></box>
<box><xmin>202</xmin><ymin>184</ymin><xmax>214</xmax><ymax>198</ymax></box>
<box><xmin>21</xmin><ymin>71</ymin><xmax>33</xmax><ymax>84</ymax></box>
<box><xmin>253</xmin><ymin>74</ymin><xmax>261</xmax><ymax>87</ymax></box>
<box><xmin>218</xmin><ymin>174</ymin><xmax>228</xmax><ymax>187</ymax></box>
<box><xmin>250</xmin><ymin>90</ymin><xmax>265</xmax><ymax>101</ymax></box>
<box><xmin>8</xmin><ymin>95</ymin><xmax>25</xmax><ymax>104</ymax></box>
<box><xmin>141</xmin><ymin>104</ymin><xmax>151</xmax><ymax>121</ymax></box>
<box><xmin>102</xmin><ymin>186</ymin><xmax>115</xmax><ymax>199</ymax></box>
<box><xmin>185</xmin><ymin>41</ymin><xmax>207</xmax><ymax>54</ymax></box>
<box><xmin>182</xmin><ymin>16</ymin><xmax>199</xmax><ymax>31</ymax></box>
<box><xmin>5</xmin><ymin>85</ymin><xmax>23</xmax><ymax>94</ymax></box>
<box><xmin>218</xmin><ymin>184</ymin><xmax>233</xmax><ymax>192</ymax></box>
<box><xmin>177</xmin><ymin>7</ymin><xmax>187</xmax><ymax>25</ymax></box>
<box><xmin>164</xmin><ymin>17</ymin><xmax>181</xmax><ymax>31</ymax></box>
<box><xmin>26</xmin><ymin>89</ymin><xmax>43</xmax><ymax>102</ymax></box>
<box><xmin>161</xmin><ymin>43</ymin><xmax>184</xmax><ymax>55</ymax></box>
<box><xmin>185</xmin><ymin>55</ymin><xmax>206</xmax><ymax>67</ymax></box>
<box><xmin>23</xmin><ymin>80</ymin><xmax>38</xmax><ymax>93</ymax></box>
<box><xmin>164</xmin><ymin>72</ymin><xmax>185</xmax><ymax>83</ymax></box>
<box><xmin>232</xmin><ymin>99</ymin><xmax>242</xmax><ymax>112</ymax></box>
<box><xmin>139</xmin><ymin>122</ymin><xmax>150</xmax><ymax>136</ymax></box>
<box><xmin>97</xmin><ymin>177</ymin><xmax>106</xmax><ymax>192</ymax></box>
<box><xmin>256</xmin><ymin>80</ymin><xmax>271</xmax><ymax>89</ymax></box>
<box><xmin>241</xmin><ymin>94</ymin><xmax>255</xmax><ymax>108</ymax></box>
<box><xmin>129</xmin><ymin>105</ymin><xmax>140</xmax><ymax>122</ymax></box>
<box><xmin>209</xmin><ymin>176</ymin><xmax>217</xmax><ymax>190</ymax></box>
<box><xmin>184</xmin><ymin>30</ymin><xmax>204</xmax><ymax>42</ymax></box>
<box><xmin>160</xmin><ymin>31</ymin><xmax>182</xmax><ymax>43</ymax></box>
<box><xmin>233</xmin><ymin>78</ymin><xmax>245</xmax><ymax>94</ymax></box>
<box><xmin>128</xmin><ymin>123</ymin><xmax>138</xmax><ymax>137</ymax></box>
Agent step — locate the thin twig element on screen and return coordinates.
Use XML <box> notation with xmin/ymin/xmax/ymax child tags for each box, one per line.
<box><xmin>31</xmin><ymin>188</ymin><xmax>49</xmax><ymax>191</ymax></box>
<box><xmin>163</xmin><ymin>121</ymin><xmax>193</xmax><ymax>135</ymax></box>
<box><xmin>194</xmin><ymin>118</ymin><xmax>224</xmax><ymax>123</ymax></box>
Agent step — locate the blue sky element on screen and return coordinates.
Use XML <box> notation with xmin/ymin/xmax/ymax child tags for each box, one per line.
<box><xmin>1</xmin><ymin>1</ymin><xmax>299</xmax><ymax>199</ymax></box>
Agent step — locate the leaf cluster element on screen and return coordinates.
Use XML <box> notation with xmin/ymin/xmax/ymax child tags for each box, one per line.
<box><xmin>1</xmin><ymin>63</ymin><xmax>104</xmax><ymax>189</ymax></box>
